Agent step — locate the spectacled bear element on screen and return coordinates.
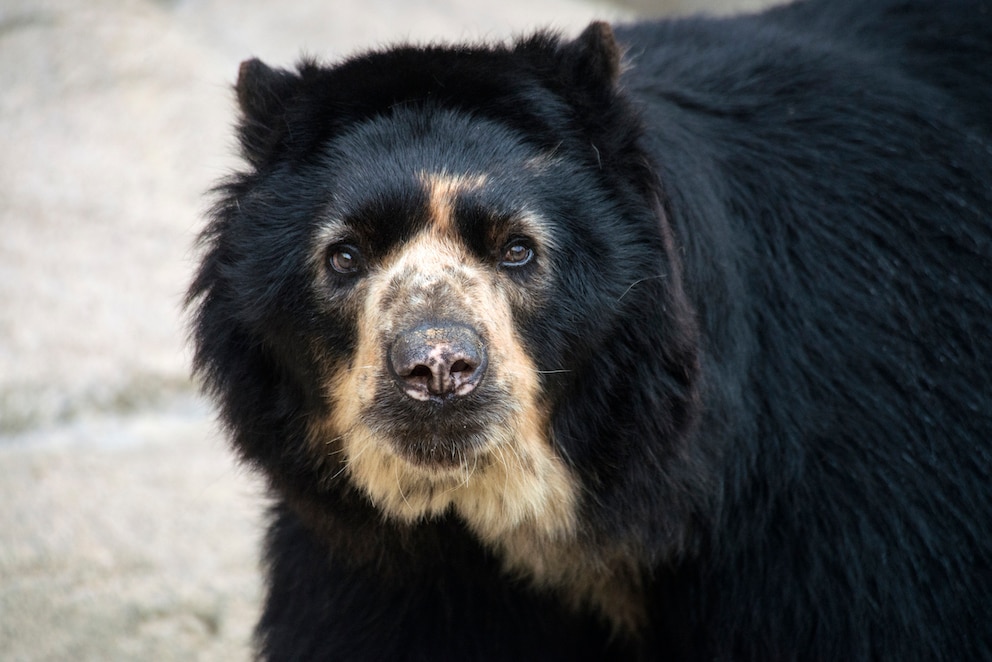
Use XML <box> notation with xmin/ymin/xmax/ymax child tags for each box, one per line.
<box><xmin>187</xmin><ymin>0</ymin><xmax>992</xmax><ymax>659</ymax></box>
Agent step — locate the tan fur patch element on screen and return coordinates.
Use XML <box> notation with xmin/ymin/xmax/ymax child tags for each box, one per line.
<box><xmin>496</xmin><ymin>528</ymin><xmax>648</xmax><ymax>634</ymax></box>
<box><xmin>311</xmin><ymin>229</ymin><xmax>577</xmax><ymax>536</ymax></box>
<box><xmin>418</xmin><ymin>171</ymin><xmax>487</xmax><ymax>236</ymax></box>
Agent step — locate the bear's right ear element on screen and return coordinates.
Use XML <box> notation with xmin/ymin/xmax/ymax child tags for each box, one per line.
<box><xmin>566</xmin><ymin>21</ymin><xmax>622</xmax><ymax>92</ymax></box>
<box><xmin>235</xmin><ymin>58</ymin><xmax>303</xmax><ymax>166</ymax></box>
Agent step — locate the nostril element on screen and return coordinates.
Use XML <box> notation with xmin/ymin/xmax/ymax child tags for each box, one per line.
<box><xmin>450</xmin><ymin>359</ymin><xmax>474</xmax><ymax>375</ymax></box>
<box><xmin>407</xmin><ymin>364</ymin><xmax>432</xmax><ymax>380</ymax></box>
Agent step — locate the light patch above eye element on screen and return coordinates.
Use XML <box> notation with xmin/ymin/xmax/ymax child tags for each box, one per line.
<box><xmin>418</xmin><ymin>171</ymin><xmax>488</xmax><ymax>236</ymax></box>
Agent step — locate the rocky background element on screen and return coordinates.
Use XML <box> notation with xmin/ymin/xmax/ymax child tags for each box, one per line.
<box><xmin>0</xmin><ymin>0</ymin><xmax>775</xmax><ymax>659</ymax></box>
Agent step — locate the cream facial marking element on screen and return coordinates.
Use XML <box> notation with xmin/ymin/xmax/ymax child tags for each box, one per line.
<box><xmin>417</xmin><ymin>171</ymin><xmax>487</xmax><ymax>236</ymax></box>
<box><xmin>315</xmin><ymin>226</ymin><xmax>577</xmax><ymax>531</ymax></box>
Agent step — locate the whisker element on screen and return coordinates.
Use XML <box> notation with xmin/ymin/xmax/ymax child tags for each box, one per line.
<box><xmin>328</xmin><ymin>459</ymin><xmax>352</xmax><ymax>482</ymax></box>
<box><xmin>617</xmin><ymin>274</ymin><xmax>667</xmax><ymax>302</ymax></box>
<box><xmin>493</xmin><ymin>443</ymin><xmax>512</xmax><ymax>497</ymax></box>
<box><xmin>394</xmin><ymin>461</ymin><xmax>413</xmax><ymax>510</ymax></box>
<box><xmin>462</xmin><ymin>452</ymin><xmax>479</xmax><ymax>489</ymax></box>
<box><xmin>326</xmin><ymin>426</ymin><xmax>368</xmax><ymax>481</ymax></box>
<box><xmin>436</xmin><ymin>447</ymin><xmax>477</xmax><ymax>499</ymax></box>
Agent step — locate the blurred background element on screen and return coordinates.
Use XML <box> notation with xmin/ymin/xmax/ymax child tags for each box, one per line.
<box><xmin>0</xmin><ymin>0</ymin><xmax>776</xmax><ymax>659</ymax></box>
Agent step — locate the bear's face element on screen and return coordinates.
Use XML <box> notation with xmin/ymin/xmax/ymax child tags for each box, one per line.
<box><xmin>301</xmin><ymin>109</ymin><xmax>587</xmax><ymax>540</ymax></box>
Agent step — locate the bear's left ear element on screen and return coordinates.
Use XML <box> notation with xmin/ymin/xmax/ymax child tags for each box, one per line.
<box><xmin>235</xmin><ymin>58</ymin><xmax>304</xmax><ymax>166</ymax></box>
<box><xmin>563</xmin><ymin>21</ymin><xmax>622</xmax><ymax>91</ymax></box>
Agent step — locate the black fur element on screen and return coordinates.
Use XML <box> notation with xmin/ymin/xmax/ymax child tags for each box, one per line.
<box><xmin>188</xmin><ymin>1</ymin><xmax>992</xmax><ymax>659</ymax></box>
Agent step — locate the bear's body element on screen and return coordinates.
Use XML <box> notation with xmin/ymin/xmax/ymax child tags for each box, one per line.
<box><xmin>189</xmin><ymin>0</ymin><xmax>992</xmax><ymax>659</ymax></box>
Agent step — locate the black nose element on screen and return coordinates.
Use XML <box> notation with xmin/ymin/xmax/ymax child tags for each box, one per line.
<box><xmin>388</xmin><ymin>323</ymin><xmax>487</xmax><ymax>401</ymax></box>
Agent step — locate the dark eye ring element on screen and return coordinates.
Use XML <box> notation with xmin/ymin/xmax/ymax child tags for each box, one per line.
<box><xmin>327</xmin><ymin>243</ymin><xmax>363</xmax><ymax>275</ymax></box>
<box><xmin>500</xmin><ymin>240</ymin><xmax>534</xmax><ymax>268</ymax></box>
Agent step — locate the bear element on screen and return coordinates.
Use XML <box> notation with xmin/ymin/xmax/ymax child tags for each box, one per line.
<box><xmin>187</xmin><ymin>0</ymin><xmax>992</xmax><ymax>659</ymax></box>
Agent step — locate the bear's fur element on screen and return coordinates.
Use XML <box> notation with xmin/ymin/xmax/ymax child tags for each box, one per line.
<box><xmin>188</xmin><ymin>0</ymin><xmax>992</xmax><ymax>659</ymax></box>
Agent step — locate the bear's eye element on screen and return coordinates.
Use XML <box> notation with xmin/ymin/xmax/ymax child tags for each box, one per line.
<box><xmin>327</xmin><ymin>243</ymin><xmax>363</xmax><ymax>275</ymax></box>
<box><xmin>500</xmin><ymin>239</ymin><xmax>534</xmax><ymax>268</ymax></box>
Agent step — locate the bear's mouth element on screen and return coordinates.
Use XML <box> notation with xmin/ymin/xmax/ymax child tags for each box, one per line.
<box><xmin>362</xmin><ymin>376</ymin><xmax>512</xmax><ymax>470</ymax></box>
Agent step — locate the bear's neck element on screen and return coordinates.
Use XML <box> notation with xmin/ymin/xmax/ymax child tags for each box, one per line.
<box><xmin>483</xmin><ymin>520</ymin><xmax>649</xmax><ymax>635</ymax></box>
